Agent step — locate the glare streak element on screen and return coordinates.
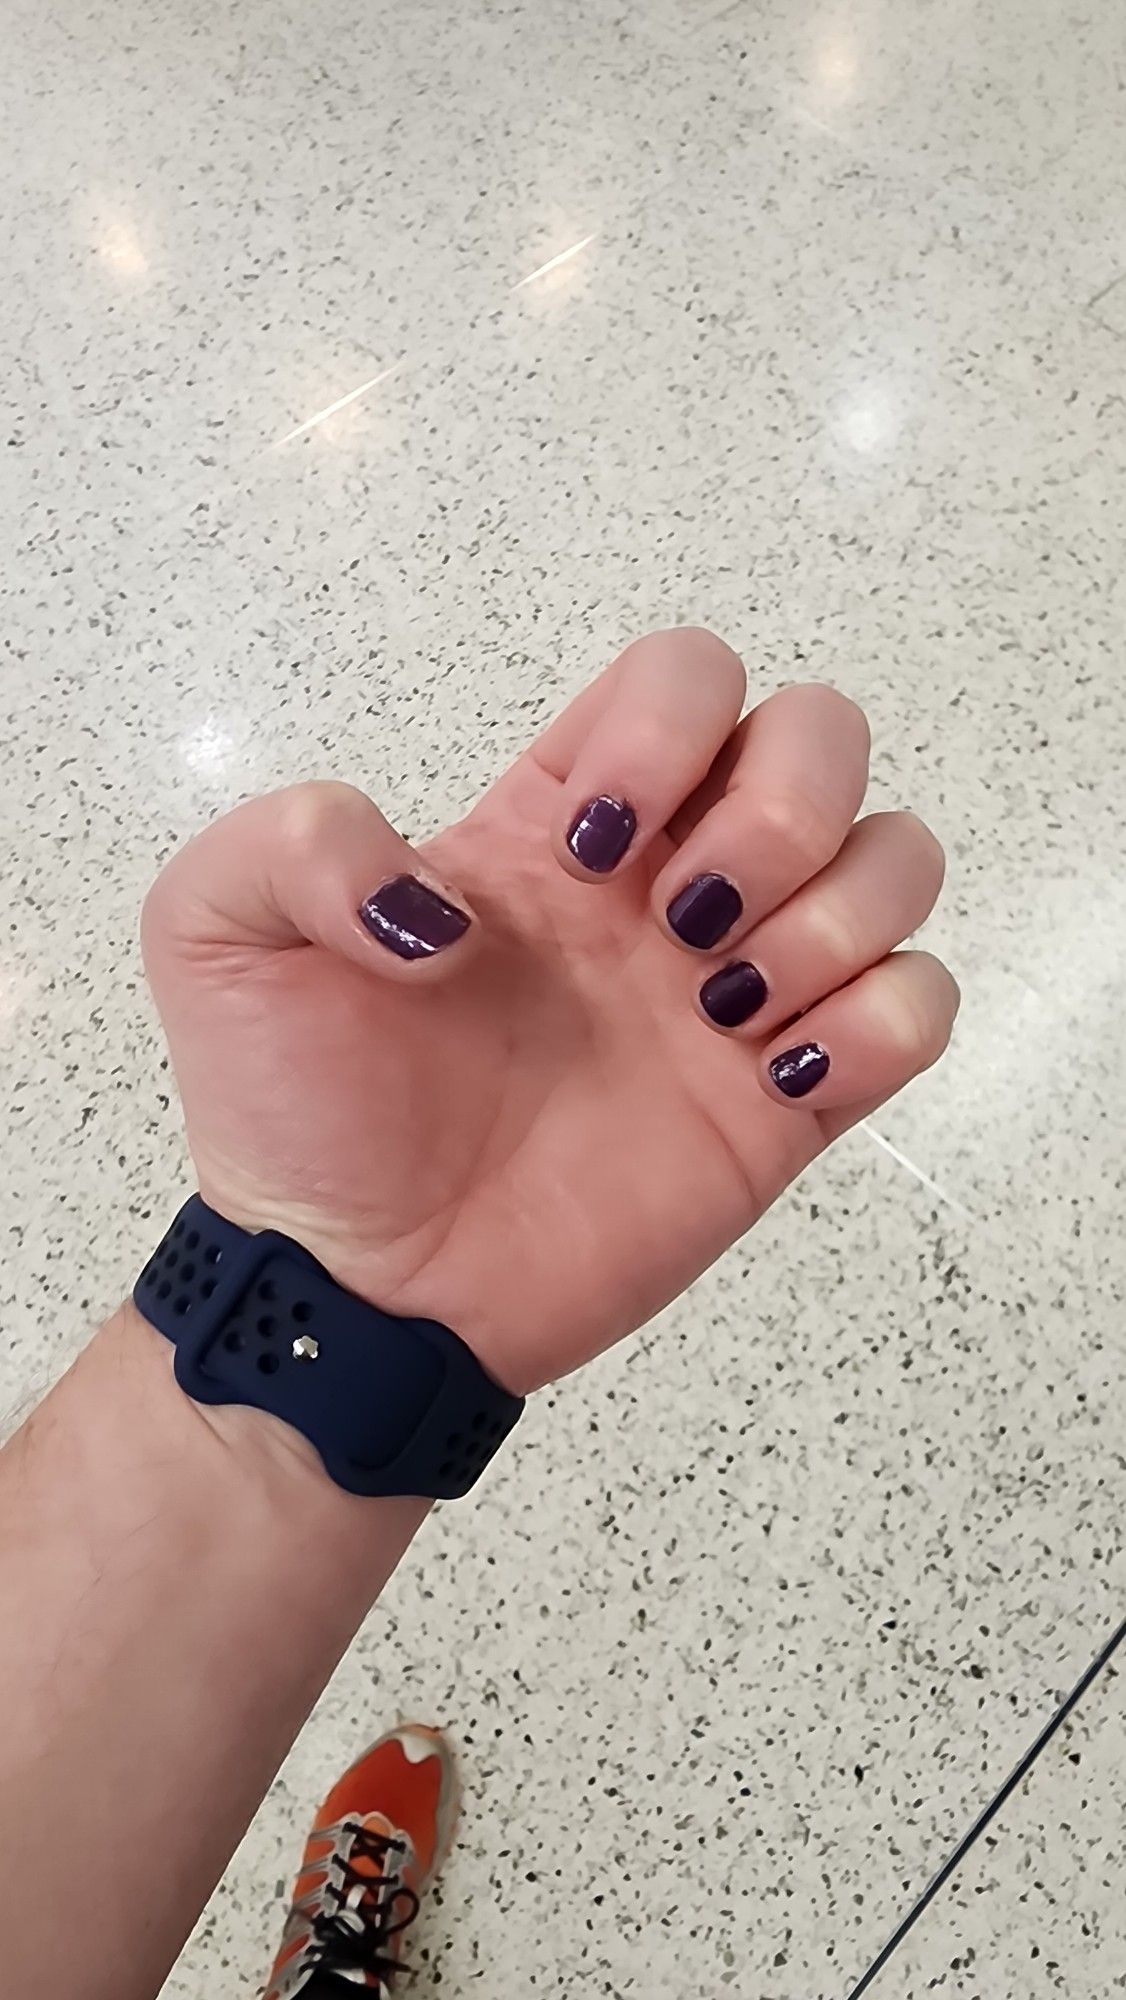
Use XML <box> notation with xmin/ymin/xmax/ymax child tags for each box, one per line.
<box><xmin>512</xmin><ymin>234</ymin><xmax>597</xmax><ymax>290</ymax></box>
<box><xmin>272</xmin><ymin>363</ymin><xmax>404</xmax><ymax>446</ymax></box>
<box><xmin>860</xmin><ymin>1120</ymin><xmax>972</xmax><ymax>1218</ymax></box>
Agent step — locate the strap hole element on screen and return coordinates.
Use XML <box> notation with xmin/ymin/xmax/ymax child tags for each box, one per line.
<box><xmin>172</xmin><ymin>1219</ymin><xmax>185</xmax><ymax>1240</ymax></box>
<box><xmin>142</xmin><ymin>1265</ymin><xmax>157</xmax><ymax>1286</ymax></box>
<box><xmin>164</xmin><ymin>1248</ymin><xmax>179</xmax><ymax>1268</ymax></box>
<box><xmin>185</xmin><ymin>1229</ymin><xmax>200</xmax><ymax>1250</ymax></box>
<box><xmin>204</xmin><ymin>1246</ymin><xmax>222</xmax><ymax>1266</ymax></box>
<box><xmin>258</xmin><ymin>1353</ymin><xmax>280</xmax><ymax>1376</ymax></box>
<box><xmin>156</xmin><ymin>1280</ymin><xmax>172</xmax><ymax>1300</ymax></box>
<box><xmin>489</xmin><ymin>1420</ymin><xmax>504</xmax><ymax>1438</ymax></box>
<box><xmin>201</xmin><ymin>1279</ymin><xmax>217</xmax><ymax>1299</ymax></box>
<box><xmin>180</xmin><ymin>1261</ymin><xmax>196</xmax><ymax>1283</ymax></box>
<box><xmin>439</xmin><ymin>1461</ymin><xmax>454</xmax><ymax>1478</ymax></box>
<box><xmin>258</xmin><ymin>1280</ymin><xmax>277</xmax><ymax>1302</ymax></box>
<box><xmin>224</xmin><ymin>1330</ymin><xmax>244</xmax><ymax>1352</ymax></box>
<box><xmin>174</xmin><ymin>1296</ymin><xmax>191</xmax><ymax>1315</ymax></box>
<box><xmin>257</xmin><ymin>1315</ymin><xmax>276</xmax><ymax>1337</ymax></box>
<box><xmin>292</xmin><ymin>1301</ymin><xmax>312</xmax><ymax>1324</ymax></box>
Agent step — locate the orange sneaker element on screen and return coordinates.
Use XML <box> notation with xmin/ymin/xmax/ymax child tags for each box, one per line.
<box><xmin>263</xmin><ymin>1723</ymin><xmax>460</xmax><ymax>1998</ymax></box>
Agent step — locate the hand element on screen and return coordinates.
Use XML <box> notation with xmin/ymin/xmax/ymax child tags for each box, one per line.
<box><xmin>142</xmin><ymin>629</ymin><xmax>957</xmax><ymax>1394</ymax></box>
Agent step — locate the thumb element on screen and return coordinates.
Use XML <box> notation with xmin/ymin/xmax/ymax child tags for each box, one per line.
<box><xmin>142</xmin><ymin>781</ymin><xmax>478</xmax><ymax>988</ymax></box>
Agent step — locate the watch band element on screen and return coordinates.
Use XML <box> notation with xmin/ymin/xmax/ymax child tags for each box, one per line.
<box><xmin>133</xmin><ymin>1196</ymin><xmax>523</xmax><ymax>1499</ymax></box>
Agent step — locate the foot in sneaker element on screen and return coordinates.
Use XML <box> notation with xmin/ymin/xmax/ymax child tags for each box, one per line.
<box><xmin>263</xmin><ymin>1723</ymin><xmax>460</xmax><ymax>1998</ymax></box>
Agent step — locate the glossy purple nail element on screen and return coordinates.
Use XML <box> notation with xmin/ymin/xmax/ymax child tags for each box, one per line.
<box><xmin>667</xmin><ymin>872</ymin><xmax>743</xmax><ymax>950</ymax></box>
<box><xmin>700</xmin><ymin>961</ymin><xmax>767</xmax><ymax>1028</ymax></box>
<box><xmin>769</xmin><ymin>1042</ymin><xmax>830</xmax><ymax>1098</ymax></box>
<box><xmin>359</xmin><ymin>875</ymin><xmax>470</xmax><ymax>960</ymax></box>
<box><xmin>566</xmin><ymin>795</ymin><xmax>637</xmax><ymax>874</ymax></box>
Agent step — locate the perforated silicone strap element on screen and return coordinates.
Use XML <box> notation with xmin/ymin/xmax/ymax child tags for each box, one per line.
<box><xmin>133</xmin><ymin>1197</ymin><xmax>523</xmax><ymax>1498</ymax></box>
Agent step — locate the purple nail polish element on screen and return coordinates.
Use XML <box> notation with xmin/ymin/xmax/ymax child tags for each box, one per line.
<box><xmin>359</xmin><ymin>875</ymin><xmax>470</xmax><ymax>959</ymax></box>
<box><xmin>667</xmin><ymin>873</ymin><xmax>743</xmax><ymax>950</ymax></box>
<box><xmin>700</xmin><ymin>961</ymin><xmax>767</xmax><ymax>1028</ymax></box>
<box><xmin>770</xmin><ymin>1042</ymin><xmax>830</xmax><ymax>1098</ymax></box>
<box><xmin>566</xmin><ymin>796</ymin><xmax>637</xmax><ymax>874</ymax></box>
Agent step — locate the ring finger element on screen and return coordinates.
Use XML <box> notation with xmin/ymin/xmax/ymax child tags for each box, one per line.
<box><xmin>695</xmin><ymin>811</ymin><xmax>945</xmax><ymax>1035</ymax></box>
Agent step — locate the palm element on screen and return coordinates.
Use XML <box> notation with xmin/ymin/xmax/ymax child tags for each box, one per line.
<box><xmin>159</xmin><ymin>756</ymin><xmax>820</xmax><ymax>1394</ymax></box>
<box><xmin>150</xmin><ymin>636</ymin><xmax>956</xmax><ymax>1393</ymax></box>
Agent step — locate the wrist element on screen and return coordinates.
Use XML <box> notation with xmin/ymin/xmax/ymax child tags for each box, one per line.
<box><xmin>135</xmin><ymin>1193</ymin><xmax>523</xmax><ymax>1493</ymax></box>
<box><xmin>110</xmin><ymin>1301</ymin><xmax>430</xmax><ymax>1554</ymax></box>
<box><xmin>192</xmin><ymin>1175</ymin><xmax>531</xmax><ymax>1396</ymax></box>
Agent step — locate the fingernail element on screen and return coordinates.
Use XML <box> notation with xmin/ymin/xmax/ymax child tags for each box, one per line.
<box><xmin>566</xmin><ymin>796</ymin><xmax>637</xmax><ymax>874</ymax></box>
<box><xmin>359</xmin><ymin>875</ymin><xmax>471</xmax><ymax>959</ymax></box>
<box><xmin>667</xmin><ymin>873</ymin><xmax>743</xmax><ymax>950</ymax></box>
<box><xmin>769</xmin><ymin>1042</ymin><xmax>830</xmax><ymax>1098</ymax></box>
<box><xmin>700</xmin><ymin>961</ymin><xmax>767</xmax><ymax>1028</ymax></box>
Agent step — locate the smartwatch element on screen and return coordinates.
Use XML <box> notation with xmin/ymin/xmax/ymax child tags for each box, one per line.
<box><xmin>133</xmin><ymin>1196</ymin><xmax>523</xmax><ymax>1499</ymax></box>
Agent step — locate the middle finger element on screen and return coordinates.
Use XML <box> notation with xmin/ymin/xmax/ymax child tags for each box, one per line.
<box><xmin>652</xmin><ymin>684</ymin><xmax>871</xmax><ymax>954</ymax></box>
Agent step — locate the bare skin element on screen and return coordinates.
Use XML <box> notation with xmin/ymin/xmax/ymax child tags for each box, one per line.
<box><xmin>144</xmin><ymin>628</ymin><xmax>955</xmax><ymax>1392</ymax></box>
<box><xmin>0</xmin><ymin>628</ymin><xmax>957</xmax><ymax>1996</ymax></box>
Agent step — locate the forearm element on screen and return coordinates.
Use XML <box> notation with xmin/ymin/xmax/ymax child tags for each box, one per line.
<box><xmin>0</xmin><ymin>1304</ymin><xmax>428</xmax><ymax>2000</ymax></box>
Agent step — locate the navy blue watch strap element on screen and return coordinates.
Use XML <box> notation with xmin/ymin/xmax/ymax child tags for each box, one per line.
<box><xmin>133</xmin><ymin>1197</ymin><xmax>523</xmax><ymax>1499</ymax></box>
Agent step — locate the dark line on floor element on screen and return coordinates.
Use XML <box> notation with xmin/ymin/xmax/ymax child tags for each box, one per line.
<box><xmin>1085</xmin><ymin>271</ymin><xmax>1126</xmax><ymax>313</ymax></box>
<box><xmin>841</xmin><ymin>1611</ymin><xmax>1126</xmax><ymax>2000</ymax></box>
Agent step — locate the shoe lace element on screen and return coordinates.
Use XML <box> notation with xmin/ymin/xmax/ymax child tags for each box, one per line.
<box><xmin>310</xmin><ymin>1823</ymin><xmax>420</xmax><ymax>1988</ymax></box>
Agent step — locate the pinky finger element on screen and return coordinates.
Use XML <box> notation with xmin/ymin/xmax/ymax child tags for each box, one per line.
<box><xmin>758</xmin><ymin>951</ymin><xmax>960</xmax><ymax>1116</ymax></box>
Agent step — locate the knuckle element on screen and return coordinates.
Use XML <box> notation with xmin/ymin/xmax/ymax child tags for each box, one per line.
<box><xmin>756</xmin><ymin>788</ymin><xmax>840</xmax><ymax>877</ymax></box>
<box><xmin>923</xmin><ymin>954</ymin><xmax>962</xmax><ymax>1030</ymax></box>
<box><xmin>676</xmin><ymin>624</ymin><xmax>744</xmax><ymax>674</ymax></box>
<box><xmin>877</xmin><ymin>957</ymin><xmax>956</xmax><ymax>1067</ymax></box>
<box><xmin>625</xmin><ymin>625</ymin><xmax>746</xmax><ymax>695</ymax></box>
<box><xmin>140</xmin><ymin>836</ymin><xmax>195</xmax><ymax>942</ymax></box>
<box><xmin>900</xmin><ymin>810</ymin><xmax>946</xmax><ymax>885</ymax></box>
<box><xmin>675</xmin><ymin>623</ymin><xmax>725</xmax><ymax>645</ymax></box>
<box><xmin>622</xmin><ymin>710</ymin><xmax>681</xmax><ymax>764</ymax></box>
<box><xmin>786</xmin><ymin>682</ymin><xmax>871</xmax><ymax>750</ymax></box>
<box><xmin>656</xmin><ymin>622</ymin><xmax>739</xmax><ymax>661</ymax></box>
<box><xmin>805</xmin><ymin>894</ymin><xmax>865</xmax><ymax>979</ymax></box>
<box><xmin>139</xmin><ymin>872</ymin><xmax>171</xmax><ymax>949</ymax></box>
<box><xmin>826</xmin><ymin>687</ymin><xmax>870</xmax><ymax>745</ymax></box>
<box><xmin>881</xmin><ymin>987</ymin><xmax>935</xmax><ymax>1065</ymax></box>
<box><xmin>275</xmin><ymin>779</ymin><xmax>368</xmax><ymax>848</ymax></box>
<box><xmin>865</xmin><ymin>809</ymin><xmax>947</xmax><ymax>896</ymax></box>
<box><xmin>916</xmin><ymin>819</ymin><xmax>947</xmax><ymax>891</ymax></box>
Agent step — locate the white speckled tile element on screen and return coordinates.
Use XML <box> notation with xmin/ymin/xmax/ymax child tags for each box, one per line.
<box><xmin>686</xmin><ymin>0</ymin><xmax>1126</xmax><ymax>198</ymax></box>
<box><xmin>5</xmin><ymin>0</ymin><xmax>1126</xmax><ymax>1995</ymax></box>
<box><xmin>1008</xmin><ymin>150</ymin><xmax>1126</xmax><ymax>316</ymax></box>
<box><xmin>891</xmin><ymin>1650</ymin><xmax>1126</xmax><ymax>1998</ymax></box>
<box><xmin>163</xmin><ymin>1145</ymin><xmax>1126</xmax><ymax>1998</ymax></box>
<box><xmin>1087</xmin><ymin>273</ymin><xmax>1126</xmax><ymax>341</ymax></box>
<box><xmin>153</xmin><ymin>125</ymin><xmax>1093</xmax><ymax>663</ymax></box>
<box><xmin>637</xmin><ymin>2</ymin><xmax>1126</xmax><ymax>311</ymax></box>
<box><xmin>80</xmin><ymin>158</ymin><xmax>1003</xmax><ymax>798</ymax></box>
<box><xmin>2</xmin><ymin>0</ymin><xmax>780</xmax><ymax>525</ymax></box>
<box><xmin>132</xmin><ymin>148</ymin><xmax>1126</xmax><ymax>1242</ymax></box>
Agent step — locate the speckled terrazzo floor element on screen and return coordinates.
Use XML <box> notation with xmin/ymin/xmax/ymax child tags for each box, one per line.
<box><xmin>3</xmin><ymin>1</ymin><xmax>1126</xmax><ymax>1995</ymax></box>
